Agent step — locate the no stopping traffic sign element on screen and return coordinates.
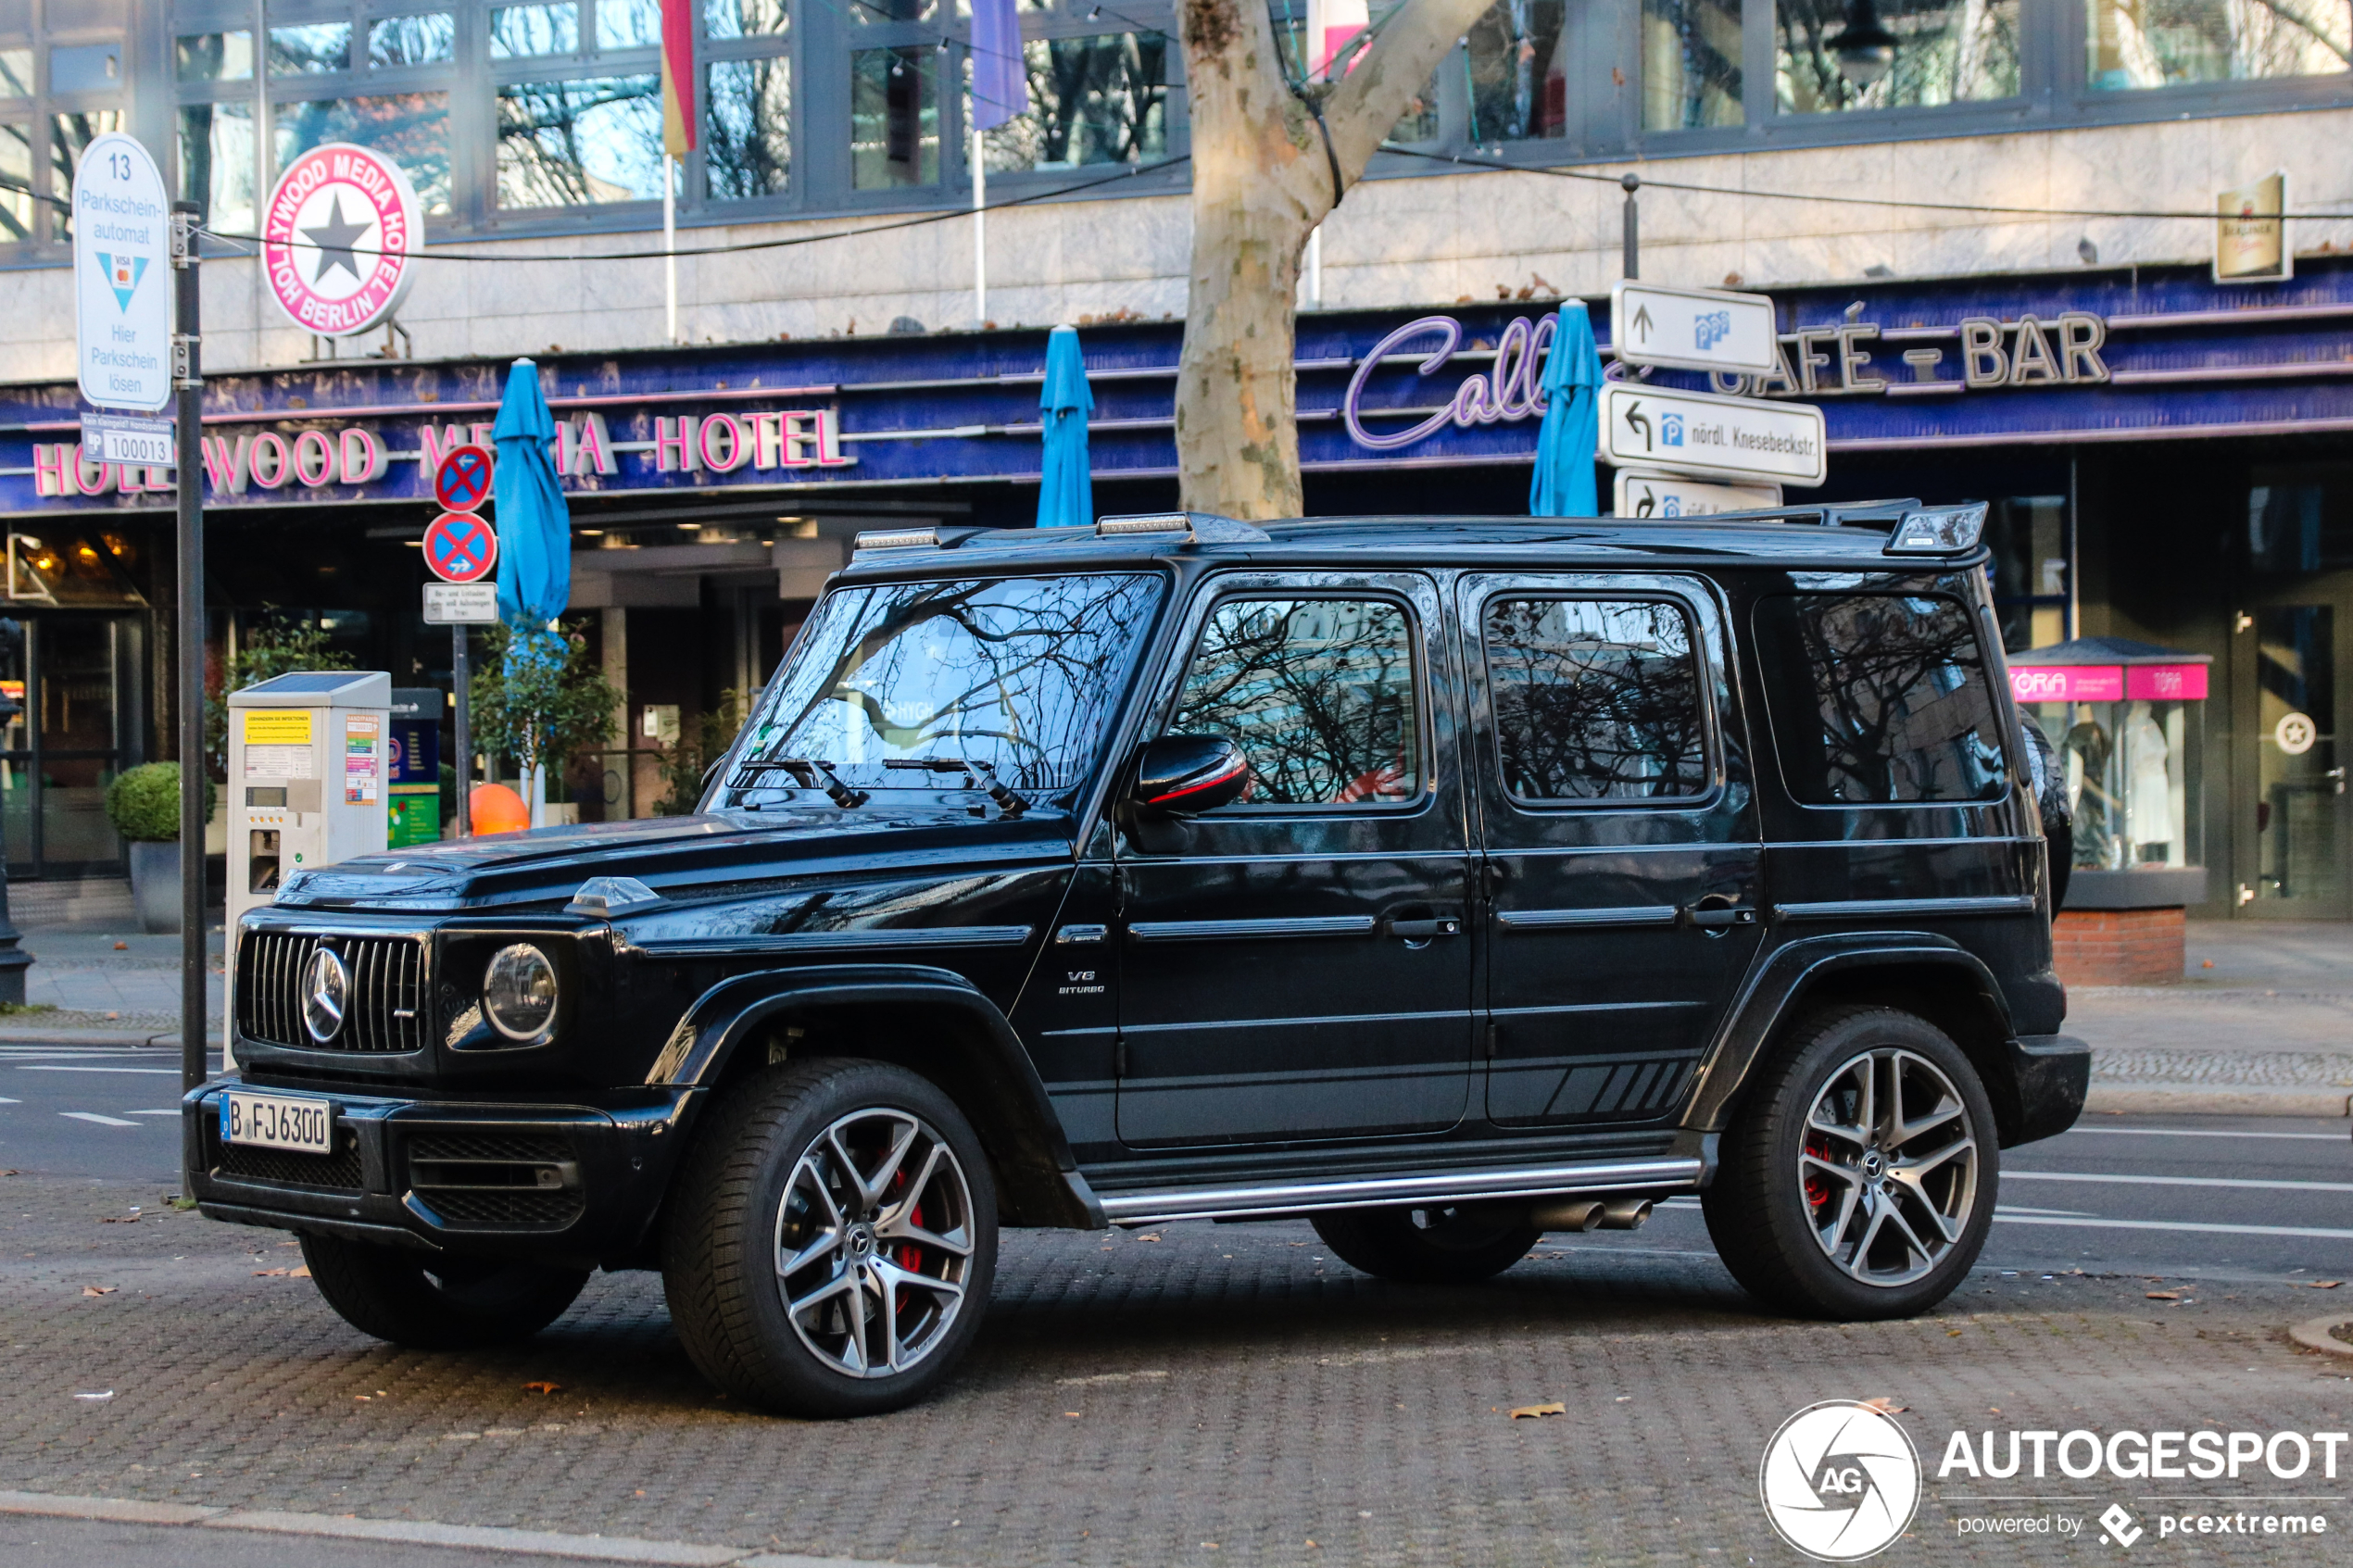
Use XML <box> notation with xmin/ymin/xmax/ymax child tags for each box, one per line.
<box><xmin>434</xmin><ymin>444</ymin><xmax>495</xmax><ymax>512</ymax></box>
<box><xmin>423</xmin><ymin>510</ymin><xmax>498</xmax><ymax>584</ymax></box>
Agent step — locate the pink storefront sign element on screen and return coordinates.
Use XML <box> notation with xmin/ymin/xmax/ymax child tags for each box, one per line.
<box><xmin>2126</xmin><ymin>664</ymin><xmax>2209</xmax><ymax>701</ymax></box>
<box><xmin>2009</xmin><ymin>666</ymin><xmax>2122</xmax><ymax>703</ymax></box>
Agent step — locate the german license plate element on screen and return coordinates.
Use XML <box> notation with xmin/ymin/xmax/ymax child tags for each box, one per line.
<box><xmin>220</xmin><ymin>1091</ymin><xmax>333</xmax><ymax>1154</ymax></box>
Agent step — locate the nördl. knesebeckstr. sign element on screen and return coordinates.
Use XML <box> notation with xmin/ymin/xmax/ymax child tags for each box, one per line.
<box><xmin>262</xmin><ymin>143</ymin><xmax>423</xmax><ymax>337</ymax></box>
<box><xmin>71</xmin><ymin>132</ymin><xmax>172</xmax><ymax>413</ymax></box>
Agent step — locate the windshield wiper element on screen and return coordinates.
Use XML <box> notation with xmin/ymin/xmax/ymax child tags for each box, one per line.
<box><xmin>733</xmin><ymin>757</ymin><xmax>868</xmax><ymax>809</ymax></box>
<box><xmin>883</xmin><ymin>757</ymin><xmax>1029</xmax><ymax>818</ymax></box>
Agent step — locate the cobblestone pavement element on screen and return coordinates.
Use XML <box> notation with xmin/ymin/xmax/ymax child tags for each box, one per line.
<box><xmin>5</xmin><ymin>1175</ymin><xmax>2348</xmax><ymax>1567</ymax></box>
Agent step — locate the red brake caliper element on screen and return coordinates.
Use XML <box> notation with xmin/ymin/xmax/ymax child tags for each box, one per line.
<box><xmin>1803</xmin><ymin>1132</ymin><xmax>1833</xmax><ymax>1217</ymax></box>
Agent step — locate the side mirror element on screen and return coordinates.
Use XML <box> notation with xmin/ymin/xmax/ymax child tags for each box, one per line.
<box><xmin>1130</xmin><ymin>734</ymin><xmax>1249</xmax><ymax>818</ymax></box>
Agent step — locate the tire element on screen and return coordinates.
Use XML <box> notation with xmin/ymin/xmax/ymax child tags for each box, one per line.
<box><xmin>1311</xmin><ymin>1204</ymin><xmax>1541</xmax><ymax>1284</ymax></box>
<box><xmin>661</xmin><ymin>1059</ymin><xmax>998</xmax><ymax>1418</ymax></box>
<box><xmin>298</xmin><ymin>1233</ymin><xmax>589</xmax><ymax>1350</ymax></box>
<box><xmin>1703</xmin><ymin>1004</ymin><xmax>1998</xmax><ymax>1320</ymax></box>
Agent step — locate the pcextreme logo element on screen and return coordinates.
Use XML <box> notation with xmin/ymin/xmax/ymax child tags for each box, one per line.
<box><xmin>1759</xmin><ymin>1400</ymin><xmax>1922</xmax><ymax>1561</ymax></box>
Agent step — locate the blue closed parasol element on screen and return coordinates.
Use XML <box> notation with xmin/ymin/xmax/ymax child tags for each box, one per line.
<box><xmin>1529</xmin><ymin>301</ymin><xmax>1602</xmax><ymax>518</ymax></box>
<box><xmin>1036</xmin><ymin>324</ymin><xmax>1094</xmax><ymax>529</ymax></box>
<box><xmin>491</xmin><ymin>358</ymin><xmax>571</xmax><ymax>824</ymax></box>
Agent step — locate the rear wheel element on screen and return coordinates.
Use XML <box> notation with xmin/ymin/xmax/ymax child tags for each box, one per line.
<box><xmin>1704</xmin><ymin>1005</ymin><xmax>1996</xmax><ymax>1320</ymax></box>
<box><xmin>662</xmin><ymin>1059</ymin><xmax>997</xmax><ymax>1418</ymax></box>
<box><xmin>298</xmin><ymin>1233</ymin><xmax>588</xmax><ymax>1349</ymax></box>
<box><xmin>1311</xmin><ymin>1204</ymin><xmax>1540</xmax><ymax>1284</ymax></box>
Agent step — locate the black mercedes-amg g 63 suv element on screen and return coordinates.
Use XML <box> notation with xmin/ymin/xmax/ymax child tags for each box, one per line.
<box><xmin>187</xmin><ymin>502</ymin><xmax>2086</xmax><ymax>1417</ymax></box>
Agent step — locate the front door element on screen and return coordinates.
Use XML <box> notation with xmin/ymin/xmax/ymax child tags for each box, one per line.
<box><xmin>1459</xmin><ymin>576</ymin><xmax>1764</xmax><ymax>1126</ymax></box>
<box><xmin>2233</xmin><ymin>593</ymin><xmax>2351</xmax><ymax>917</ymax></box>
<box><xmin>0</xmin><ymin>613</ymin><xmax>138</xmax><ymax>879</ymax></box>
<box><xmin>1114</xmin><ymin>573</ymin><xmax>1474</xmax><ymax>1148</ymax></box>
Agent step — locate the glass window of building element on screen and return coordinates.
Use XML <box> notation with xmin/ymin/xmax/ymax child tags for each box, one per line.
<box><xmin>708</xmin><ymin>0</ymin><xmax>791</xmax><ymax>35</ymax></box>
<box><xmin>48</xmin><ymin>108</ymin><xmax>124</xmax><ymax>241</ymax></box>
<box><xmin>706</xmin><ymin>56</ymin><xmax>790</xmax><ymax>196</ymax></box>
<box><xmin>497</xmin><ymin>76</ymin><xmax>664</xmax><ymax>206</ymax></box>
<box><xmin>975</xmin><ymin>32</ymin><xmax>1171</xmax><ymax>173</ymax></box>
<box><xmin>49</xmin><ymin>42</ymin><xmax>124</xmax><ymax>93</ymax></box>
<box><xmin>178</xmin><ymin>99</ymin><xmax>258</xmax><ymax>232</ymax></box>
<box><xmin>370</xmin><ymin>15</ymin><xmax>459</xmax><ymax>68</ymax></box>
<box><xmin>175</xmin><ymin>31</ymin><xmax>254</xmax><ymax>82</ymax></box>
<box><xmin>2086</xmin><ymin>0</ymin><xmax>2351</xmax><ymax>89</ymax></box>
<box><xmin>268</xmin><ymin>21</ymin><xmax>352</xmax><ymax>75</ymax></box>
<box><xmin>598</xmin><ymin>0</ymin><xmax>664</xmax><ymax>48</ymax></box>
<box><xmin>0</xmin><ymin>46</ymin><xmax>31</xmax><ymax>97</ymax></box>
<box><xmin>1466</xmin><ymin>0</ymin><xmax>1568</xmax><ymax>142</ymax></box>
<box><xmin>1776</xmin><ymin>0</ymin><xmax>2020</xmax><ymax>112</ymax></box>
<box><xmin>277</xmin><ymin>94</ymin><xmax>455</xmax><ymax>214</ymax></box>
<box><xmin>0</xmin><ymin>119</ymin><xmax>31</xmax><ymax>243</ymax></box>
<box><xmin>1642</xmin><ymin>0</ymin><xmax>1743</xmax><ymax>129</ymax></box>
<box><xmin>491</xmin><ymin>3</ymin><xmax>583</xmax><ymax>57</ymax></box>
<box><xmin>852</xmin><ymin>46</ymin><xmax>937</xmax><ymax>188</ymax></box>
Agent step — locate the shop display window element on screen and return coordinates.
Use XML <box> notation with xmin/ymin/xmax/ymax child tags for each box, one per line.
<box><xmin>2011</xmin><ymin>638</ymin><xmax>2208</xmax><ymax>874</ymax></box>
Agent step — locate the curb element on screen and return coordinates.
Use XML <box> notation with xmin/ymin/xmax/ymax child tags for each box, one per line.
<box><xmin>0</xmin><ymin>1027</ymin><xmax>195</xmax><ymax>1047</ymax></box>
<box><xmin>2289</xmin><ymin>1316</ymin><xmax>2353</xmax><ymax>1360</ymax></box>
<box><xmin>2084</xmin><ymin>1084</ymin><xmax>2353</xmax><ymax>1118</ymax></box>
<box><xmin>0</xmin><ymin>1491</ymin><xmax>938</xmax><ymax>1567</ymax></box>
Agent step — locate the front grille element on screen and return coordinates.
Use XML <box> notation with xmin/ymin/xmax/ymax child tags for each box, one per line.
<box><xmin>212</xmin><ymin>1123</ymin><xmax>364</xmax><ymax>1190</ymax></box>
<box><xmin>404</xmin><ymin>1131</ymin><xmax>582</xmax><ymax>1230</ymax></box>
<box><xmin>238</xmin><ymin>932</ymin><xmax>429</xmax><ymax>1053</ymax></box>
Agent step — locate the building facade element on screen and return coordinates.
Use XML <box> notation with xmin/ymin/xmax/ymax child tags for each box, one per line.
<box><xmin>3</xmin><ymin>0</ymin><xmax>2351</xmax><ymax>917</ymax></box>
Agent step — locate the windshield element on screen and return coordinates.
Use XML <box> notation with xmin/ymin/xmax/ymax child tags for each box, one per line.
<box><xmin>722</xmin><ymin>572</ymin><xmax>1166</xmax><ymax>806</ymax></box>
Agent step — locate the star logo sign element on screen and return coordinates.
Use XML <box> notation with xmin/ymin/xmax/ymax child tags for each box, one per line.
<box><xmin>301</xmin><ymin>193</ymin><xmax>374</xmax><ymax>284</ymax></box>
<box><xmin>93</xmin><ymin>251</ymin><xmax>147</xmax><ymax>311</ymax></box>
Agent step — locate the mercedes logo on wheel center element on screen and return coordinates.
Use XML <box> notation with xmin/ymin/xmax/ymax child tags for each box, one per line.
<box><xmin>261</xmin><ymin>143</ymin><xmax>423</xmax><ymax>337</ymax></box>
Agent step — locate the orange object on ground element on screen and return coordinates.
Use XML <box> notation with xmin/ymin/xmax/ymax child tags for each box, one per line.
<box><xmin>470</xmin><ymin>783</ymin><xmax>530</xmax><ymax>835</ymax></box>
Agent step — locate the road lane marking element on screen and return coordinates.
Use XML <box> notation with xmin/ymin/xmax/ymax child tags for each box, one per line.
<box><xmin>2067</xmin><ymin>1126</ymin><xmax>2348</xmax><ymax>1142</ymax></box>
<box><xmin>1994</xmin><ymin>1214</ymin><xmax>2353</xmax><ymax>1240</ymax></box>
<box><xmin>127</xmin><ymin>1110</ymin><xmax>179</xmax><ymax>1116</ymax></box>
<box><xmin>2007</xmin><ymin>1170</ymin><xmax>2353</xmax><ymax>1193</ymax></box>
<box><xmin>16</xmin><ymin>1065</ymin><xmax>179</xmax><ymax>1074</ymax></box>
<box><xmin>0</xmin><ymin>1097</ymin><xmax>17</xmax><ymax>1104</ymax></box>
<box><xmin>1994</xmin><ymin>1205</ymin><xmax>2095</xmax><ymax>1216</ymax></box>
<box><xmin>59</xmin><ymin>1112</ymin><xmax>137</xmax><ymax>1127</ymax></box>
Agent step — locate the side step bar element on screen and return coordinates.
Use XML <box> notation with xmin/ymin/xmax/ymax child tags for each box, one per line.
<box><xmin>1094</xmin><ymin>1156</ymin><xmax>1705</xmax><ymax>1227</ymax></box>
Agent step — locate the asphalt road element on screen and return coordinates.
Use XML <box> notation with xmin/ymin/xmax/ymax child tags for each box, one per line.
<box><xmin>4</xmin><ymin>1041</ymin><xmax>2345</xmax><ymax>1280</ymax></box>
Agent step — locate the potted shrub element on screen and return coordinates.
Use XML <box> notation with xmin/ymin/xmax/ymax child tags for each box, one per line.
<box><xmin>105</xmin><ymin>763</ymin><xmax>215</xmax><ymax>934</ymax></box>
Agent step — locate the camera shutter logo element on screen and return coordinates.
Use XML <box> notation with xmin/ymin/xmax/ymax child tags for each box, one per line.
<box><xmin>1758</xmin><ymin>1400</ymin><xmax>1921</xmax><ymax>1561</ymax></box>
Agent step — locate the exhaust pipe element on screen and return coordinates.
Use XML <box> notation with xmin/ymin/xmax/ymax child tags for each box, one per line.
<box><xmin>1526</xmin><ymin>1196</ymin><xmax>1655</xmax><ymax>1233</ymax></box>
<box><xmin>1597</xmin><ymin>1197</ymin><xmax>1654</xmax><ymax>1230</ymax></box>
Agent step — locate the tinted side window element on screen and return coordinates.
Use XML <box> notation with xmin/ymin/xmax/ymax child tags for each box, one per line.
<box><xmin>1167</xmin><ymin>597</ymin><xmax>1421</xmax><ymax>807</ymax></box>
<box><xmin>1755</xmin><ymin>593</ymin><xmax>2007</xmax><ymax>805</ymax></box>
<box><xmin>1482</xmin><ymin>597</ymin><xmax>1707</xmax><ymax>802</ymax></box>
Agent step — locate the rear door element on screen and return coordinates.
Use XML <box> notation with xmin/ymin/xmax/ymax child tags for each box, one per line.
<box><xmin>1459</xmin><ymin>574</ymin><xmax>1764</xmax><ymax>1126</ymax></box>
<box><xmin>1114</xmin><ymin>571</ymin><xmax>1475</xmax><ymax>1148</ymax></box>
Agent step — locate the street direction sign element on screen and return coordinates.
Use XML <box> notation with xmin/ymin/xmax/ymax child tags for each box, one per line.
<box><xmin>423</xmin><ymin>510</ymin><xmax>498</xmax><ymax>583</ymax></box>
<box><xmin>1610</xmin><ymin>282</ymin><xmax>1780</xmax><ymax>376</ymax></box>
<box><xmin>433</xmin><ymin>444</ymin><xmax>495</xmax><ymax>511</ymax></box>
<box><xmin>80</xmin><ymin>410</ymin><xmax>175</xmax><ymax>468</ymax></box>
<box><xmin>424</xmin><ymin>583</ymin><xmax>500</xmax><ymax>624</ymax></box>
<box><xmin>1614</xmin><ymin>470</ymin><xmax>1783</xmax><ymax>519</ymax></box>
<box><xmin>1596</xmin><ymin>383</ymin><xmax>1827</xmax><ymax>487</ymax></box>
<box><xmin>71</xmin><ymin>132</ymin><xmax>172</xmax><ymax>413</ymax></box>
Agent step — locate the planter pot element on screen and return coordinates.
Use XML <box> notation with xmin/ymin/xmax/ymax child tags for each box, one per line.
<box><xmin>127</xmin><ymin>840</ymin><xmax>181</xmax><ymax>935</ymax></box>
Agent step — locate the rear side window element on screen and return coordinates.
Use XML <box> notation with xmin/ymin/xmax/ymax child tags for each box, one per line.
<box><xmin>1754</xmin><ymin>593</ymin><xmax>2007</xmax><ymax>805</ymax></box>
<box><xmin>1167</xmin><ymin>596</ymin><xmax>1421</xmax><ymax>807</ymax></box>
<box><xmin>1481</xmin><ymin>597</ymin><xmax>1708</xmax><ymax>802</ymax></box>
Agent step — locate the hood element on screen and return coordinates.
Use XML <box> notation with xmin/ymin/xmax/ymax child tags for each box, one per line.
<box><xmin>268</xmin><ymin>808</ymin><xmax>1077</xmax><ymax>916</ymax></box>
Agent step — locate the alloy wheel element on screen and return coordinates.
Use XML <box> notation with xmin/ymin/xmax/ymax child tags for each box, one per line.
<box><xmin>774</xmin><ymin>1107</ymin><xmax>976</xmax><ymax>1378</ymax></box>
<box><xmin>1797</xmin><ymin>1047</ymin><xmax>1980</xmax><ymax>1288</ymax></box>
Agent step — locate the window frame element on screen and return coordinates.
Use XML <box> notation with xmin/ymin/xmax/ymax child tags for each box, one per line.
<box><xmin>1475</xmin><ymin>589</ymin><xmax>1723</xmax><ymax>812</ymax></box>
<box><xmin>1155</xmin><ymin>583</ymin><xmax>1436</xmax><ymax>819</ymax></box>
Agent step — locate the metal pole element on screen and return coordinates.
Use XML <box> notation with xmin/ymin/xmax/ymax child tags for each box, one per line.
<box><xmin>452</xmin><ymin>626</ymin><xmax>471</xmax><ymax>838</ymax></box>
<box><xmin>171</xmin><ymin>201</ymin><xmax>206</xmax><ymax>1098</ymax></box>
<box><xmin>663</xmin><ymin>157</ymin><xmax>677</xmax><ymax>343</ymax></box>
<box><xmin>972</xmin><ymin>126</ymin><xmax>987</xmax><ymax>327</ymax></box>
<box><xmin>1621</xmin><ymin>172</ymin><xmax>1640</xmax><ymax>281</ymax></box>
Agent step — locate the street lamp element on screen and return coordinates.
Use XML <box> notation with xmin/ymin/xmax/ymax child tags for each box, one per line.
<box><xmin>1828</xmin><ymin>0</ymin><xmax>1898</xmax><ymax>89</ymax></box>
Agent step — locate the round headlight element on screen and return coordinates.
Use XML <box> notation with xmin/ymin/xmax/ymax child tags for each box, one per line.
<box><xmin>483</xmin><ymin>944</ymin><xmax>558</xmax><ymax>1040</ymax></box>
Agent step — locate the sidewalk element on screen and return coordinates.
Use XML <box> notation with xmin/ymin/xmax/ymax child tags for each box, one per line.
<box><xmin>0</xmin><ymin>925</ymin><xmax>225</xmax><ymax>1047</ymax></box>
<box><xmin>2072</xmin><ymin>920</ymin><xmax>2353</xmax><ymax>1118</ymax></box>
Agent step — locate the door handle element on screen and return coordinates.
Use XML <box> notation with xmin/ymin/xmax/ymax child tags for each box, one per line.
<box><xmin>1385</xmin><ymin>916</ymin><xmax>1462</xmax><ymax>939</ymax></box>
<box><xmin>1679</xmin><ymin>898</ymin><xmax>1756</xmax><ymax>931</ymax></box>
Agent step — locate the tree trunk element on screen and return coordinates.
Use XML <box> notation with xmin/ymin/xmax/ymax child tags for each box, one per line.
<box><xmin>1175</xmin><ymin>0</ymin><xmax>1501</xmax><ymax>521</ymax></box>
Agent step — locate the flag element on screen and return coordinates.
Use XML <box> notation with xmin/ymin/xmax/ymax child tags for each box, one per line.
<box><xmin>660</xmin><ymin>0</ymin><xmax>697</xmax><ymax>157</ymax></box>
<box><xmin>970</xmin><ymin>0</ymin><xmax>1028</xmax><ymax>132</ymax></box>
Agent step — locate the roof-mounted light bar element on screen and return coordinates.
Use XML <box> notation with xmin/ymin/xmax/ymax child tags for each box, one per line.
<box><xmin>1886</xmin><ymin>502</ymin><xmax>1989</xmax><ymax>555</ymax></box>
<box><xmin>853</xmin><ymin>527</ymin><xmax>939</xmax><ymax>551</ymax></box>
<box><xmin>1096</xmin><ymin>512</ymin><xmax>1193</xmax><ymax>538</ymax></box>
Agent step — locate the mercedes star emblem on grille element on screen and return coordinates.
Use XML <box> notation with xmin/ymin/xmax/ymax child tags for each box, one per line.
<box><xmin>302</xmin><ymin>947</ymin><xmax>349</xmax><ymax>1043</ymax></box>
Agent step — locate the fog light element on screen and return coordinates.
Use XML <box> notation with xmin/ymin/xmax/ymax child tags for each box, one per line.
<box><xmin>483</xmin><ymin>944</ymin><xmax>558</xmax><ymax>1040</ymax></box>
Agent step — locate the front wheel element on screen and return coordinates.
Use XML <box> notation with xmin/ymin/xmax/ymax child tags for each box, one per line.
<box><xmin>1312</xmin><ymin>1204</ymin><xmax>1540</xmax><ymax>1284</ymax></box>
<box><xmin>1704</xmin><ymin>1005</ymin><xmax>1997</xmax><ymax>1320</ymax></box>
<box><xmin>662</xmin><ymin>1059</ymin><xmax>997</xmax><ymax>1418</ymax></box>
<box><xmin>298</xmin><ymin>1234</ymin><xmax>588</xmax><ymax>1349</ymax></box>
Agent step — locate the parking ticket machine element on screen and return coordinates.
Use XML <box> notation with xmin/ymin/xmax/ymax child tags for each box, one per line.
<box><xmin>226</xmin><ymin>671</ymin><xmax>392</xmax><ymax>934</ymax></box>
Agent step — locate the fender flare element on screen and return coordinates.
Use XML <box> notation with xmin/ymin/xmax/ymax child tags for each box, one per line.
<box><xmin>646</xmin><ymin>962</ymin><xmax>1103</xmax><ymax>1228</ymax></box>
<box><xmin>1683</xmin><ymin>933</ymin><xmax>2020</xmax><ymax>1135</ymax></box>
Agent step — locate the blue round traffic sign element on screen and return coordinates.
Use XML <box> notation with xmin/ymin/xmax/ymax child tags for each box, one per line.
<box><xmin>423</xmin><ymin>510</ymin><xmax>498</xmax><ymax>584</ymax></box>
<box><xmin>434</xmin><ymin>444</ymin><xmax>495</xmax><ymax>512</ymax></box>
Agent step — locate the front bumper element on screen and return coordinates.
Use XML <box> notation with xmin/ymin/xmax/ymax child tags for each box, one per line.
<box><xmin>1999</xmin><ymin>1033</ymin><xmax>2091</xmax><ymax>1148</ymax></box>
<box><xmin>182</xmin><ymin>1077</ymin><xmax>702</xmax><ymax>1269</ymax></box>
